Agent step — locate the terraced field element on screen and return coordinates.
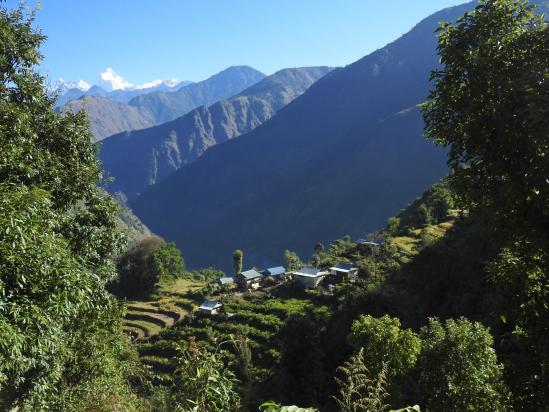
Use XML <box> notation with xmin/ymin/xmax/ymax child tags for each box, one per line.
<box><xmin>122</xmin><ymin>278</ymin><xmax>205</xmax><ymax>341</ymax></box>
<box><xmin>393</xmin><ymin>218</ymin><xmax>455</xmax><ymax>256</ymax></box>
<box><xmin>138</xmin><ymin>294</ymin><xmax>327</xmax><ymax>381</ymax></box>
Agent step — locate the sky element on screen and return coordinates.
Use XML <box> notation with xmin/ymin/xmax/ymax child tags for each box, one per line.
<box><xmin>7</xmin><ymin>0</ymin><xmax>467</xmax><ymax>85</ymax></box>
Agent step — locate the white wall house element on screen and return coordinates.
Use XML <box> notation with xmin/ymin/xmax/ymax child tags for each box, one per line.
<box><xmin>199</xmin><ymin>300</ymin><xmax>223</xmax><ymax>315</ymax></box>
<box><xmin>329</xmin><ymin>263</ymin><xmax>359</xmax><ymax>282</ymax></box>
<box><xmin>292</xmin><ymin>267</ymin><xmax>329</xmax><ymax>289</ymax></box>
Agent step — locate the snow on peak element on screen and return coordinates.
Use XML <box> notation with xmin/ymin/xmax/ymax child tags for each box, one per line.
<box><xmin>56</xmin><ymin>78</ymin><xmax>91</xmax><ymax>92</ymax></box>
<box><xmin>135</xmin><ymin>78</ymin><xmax>181</xmax><ymax>90</ymax></box>
<box><xmin>98</xmin><ymin>68</ymin><xmax>134</xmax><ymax>91</ymax></box>
<box><xmin>135</xmin><ymin>79</ymin><xmax>164</xmax><ymax>90</ymax></box>
<box><xmin>97</xmin><ymin>68</ymin><xmax>180</xmax><ymax>91</ymax></box>
<box><xmin>162</xmin><ymin>78</ymin><xmax>181</xmax><ymax>88</ymax></box>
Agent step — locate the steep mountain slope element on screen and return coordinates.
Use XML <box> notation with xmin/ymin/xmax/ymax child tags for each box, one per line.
<box><xmin>64</xmin><ymin>96</ymin><xmax>155</xmax><ymax>142</ymax></box>
<box><xmin>63</xmin><ymin>66</ymin><xmax>265</xmax><ymax>141</ymax></box>
<box><xmin>100</xmin><ymin>66</ymin><xmax>332</xmax><ymax>200</ymax></box>
<box><xmin>132</xmin><ymin>2</ymin><xmax>479</xmax><ymax>272</ymax></box>
<box><xmin>128</xmin><ymin>65</ymin><xmax>266</xmax><ymax>124</ymax></box>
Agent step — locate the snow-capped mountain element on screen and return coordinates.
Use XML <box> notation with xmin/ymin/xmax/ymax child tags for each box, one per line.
<box><xmin>53</xmin><ymin>68</ymin><xmax>193</xmax><ymax>107</ymax></box>
<box><xmin>97</xmin><ymin>68</ymin><xmax>183</xmax><ymax>92</ymax></box>
<box><xmin>55</xmin><ymin>78</ymin><xmax>91</xmax><ymax>93</ymax></box>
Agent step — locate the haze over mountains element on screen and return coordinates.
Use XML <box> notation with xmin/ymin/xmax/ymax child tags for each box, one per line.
<box><xmin>100</xmin><ymin>66</ymin><xmax>332</xmax><ymax>201</ymax></box>
<box><xmin>61</xmin><ymin>66</ymin><xmax>265</xmax><ymax>141</ymax></box>
<box><xmin>131</xmin><ymin>2</ymin><xmax>478</xmax><ymax>272</ymax></box>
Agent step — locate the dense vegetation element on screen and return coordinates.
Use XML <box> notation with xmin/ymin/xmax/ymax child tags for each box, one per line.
<box><xmin>0</xmin><ymin>5</ymin><xmax>138</xmax><ymax>410</ymax></box>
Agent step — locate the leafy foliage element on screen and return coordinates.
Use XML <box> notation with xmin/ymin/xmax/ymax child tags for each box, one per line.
<box><xmin>152</xmin><ymin>242</ymin><xmax>186</xmax><ymax>280</ymax></box>
<box><xmin>417</xmin><ymin>317</ymin><xmax>510</xmax><ymax>411</ymax></box>
<box><xmin>0</xmin><ymin>4</ymin><xmax>136</xmax><ymax>410</ymax></box>
<box><xmin>113</xmin><ymin>237</ymin><xmax>185</xmax><ymax>298</ymax></box>
<box><xmin>333</xmin><ymin>348</ymin><xmax>389</xmax><ymax>412</ymax></box>
<box><xmin>233</xmin><ymin>249</ymin><xmax>244</xmax><ymax>275</ymax></box>
<box><xmin>347</xmin><ymin>315</ymin><xmax>421</xmax><ymax>377</ymax></box>
<box><xmin>284</xmin><ymin>249</ymin><xmax>303</xmax><ymax>272</ymax></box>
<box><xmin>422</xmin><ymin>0</ymin><xmax>549</xmax><ymax>405</ymax></box>
<box><xmin>170</xmin><ymin>340</ymin><xmax>241</xmax><ymax>412</ymax></box>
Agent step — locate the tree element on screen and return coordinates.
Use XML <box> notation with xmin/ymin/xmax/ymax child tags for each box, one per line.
<box><xmin>114</xmin><ymin>237</ymin><xmax>185</xmax><ymax>298</ymax></box>
<box><xmin>233</xmin><ymin>249</ymin><xmax>243</xmax><ymax>275</ymax></box>
<box><xmin>314</xmin><ymin>242</ymin><xmax>325</xmax><ymax>254</ymax></box>
<box><xmin>421</xmin><ymin>0</ymin><xmax>549</xmax><ymax>403</ymax></box>
<box><xmin>347</xmin><ymin>315</ymin><xmax>421</xmax><ymax>377</ymax></box>
<box><xmin>152</xmin><ymin>242</ymin><xmax>185</xmax><ymax>280</ymax></box>
<box><xmin>0</xmin><ymin>4</ymin><xmax>135</xmax><ymax>409</ymax></box>
<box><xmin>284</xmin><ymin>249</ymin><xmax>303</xmax><ymax>272</ymax></box>
<box><xmin>417</xmin><ymin>317</ymin><xmax>510</xmax><ymax>411</ymax></box>
<box><xmin>422</xmin><ymin>0</ymin><xmax>549</xmax><ymax>237</ymax></box>
<box><xmin>171</xmin><ymin>341</ymin><xmax>240</xmax><ymax>412</ymax></box>
<box><xmin>114</xmin><ymin>236</ymin><xmax>165</xmax><ymax>298</ymax></box>
<box><xmin>333</xmin><ymin>348</ymin><xmax>389</xmax><ymax>412</ymax></box>
<box><xmin>278</xmin><ymin>313</ymin><xmax>326</xmax><ymax>407</ymax></box>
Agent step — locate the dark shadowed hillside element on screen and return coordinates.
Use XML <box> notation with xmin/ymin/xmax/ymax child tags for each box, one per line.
<box><xmin>131</xmin><ymin>2</ymin><xmax>478</xmax><ymax>271</ymax></box>
<box><xmin>100</xmin><ymin>66</ymin><xmax>332</xmax><ymax>200</ymax></box>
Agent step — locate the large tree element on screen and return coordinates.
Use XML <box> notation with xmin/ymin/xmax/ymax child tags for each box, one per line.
<box><xmin>0</xmin><ymin>4</ymin><xmax>135</xmax><ymax>410</ymax></box>
<box><xmin>422</xmin><ymin>0</ymin><xmax>549</xmax><ymax>405</ymax></box>
<box><xmin>417</xmin><ymin>318</ymin><xmax>509</xmax><ymax>411</ymax></box>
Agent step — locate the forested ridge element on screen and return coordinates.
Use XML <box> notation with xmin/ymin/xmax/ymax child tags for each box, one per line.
<box><xmin>1</xmin><ymin>0</ymin><xmax>548</xmax><ymax>411</ymax></box>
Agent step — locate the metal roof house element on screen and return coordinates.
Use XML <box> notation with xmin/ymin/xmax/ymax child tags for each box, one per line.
<box><xmin>199</xmin><ymin>300</ymin><xmax>223</xmax><ymax>315</ymax></box>
<box><xmin>355</xmin><ymin>239</ymin><xmax>382</xmax><ymax>247</ymax></box>
<box><xmin>217</xmin><ymin>277</ymin><xmax>235</xmax><ymax>286</ymax></box>
<box><xmin>236</xmin><ymin>269</ymin><xmax>263</xmax><ymax>290</ymax></box>
<box><xmin>262</xmin><ymin>266</ymin><xmax>286</xmax><ymax>277</ymax></box>
<box><xmin>291</xmin><ymin>267</ymin><xmax>329</xmax><ymax>289</ymax></box>
<box><xmin>329</xmin><ymin>263</ymin><xmax>359</xmax><ymax>282</ymax></box>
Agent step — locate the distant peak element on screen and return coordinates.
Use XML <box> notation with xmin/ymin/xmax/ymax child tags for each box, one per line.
<box><xmin>55</xmin><ymin>78</ymin><xmax>91</xmax><ymax>92</ymax></box>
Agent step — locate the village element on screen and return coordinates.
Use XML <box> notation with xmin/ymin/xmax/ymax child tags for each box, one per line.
<box><xmin>198</xmin><ymin>238</ymin><xmax>385</xmax><ymax>316</ymax></box>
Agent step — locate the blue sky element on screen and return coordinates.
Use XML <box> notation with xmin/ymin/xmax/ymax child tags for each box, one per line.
<box><xmin>9</xmin><ymin>0</ymin><xmax>467</xmax><ymax>84</ymax></box>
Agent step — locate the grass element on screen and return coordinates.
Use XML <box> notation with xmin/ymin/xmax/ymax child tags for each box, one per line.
<box><xmin>122</xmin><ymin>276</ymin><xmax>207</xmax><ymax>342</ymax></box>
<box><xmin>393</xmin><ymin>218</ymin><xmax>455</xmax><ymax>256</ymax></box>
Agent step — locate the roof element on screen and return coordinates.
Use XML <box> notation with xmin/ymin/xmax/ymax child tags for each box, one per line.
<box><xmin>293</xmin><ymin>267</ymin><xmax>326</xmax><ymax>278</ymax></box>
<box><xmin>355</xmin><ymin>239</ymin><xmax>381</xmax><ymax>246</ymax></box>
<box><xmin>330</xmin><ymin>263</ymin><xmax>358</xmax><ymax>272</ymax></box>
<box><xmin>264</xmin><ymin>266</ymin><xmax>286</xmax><ymax>276</ymax></box>
<box><xmin>199</xmin><ymin>300</ymin><xmax>222</xmax><ymax>310</ymax></box>
<box><xmin>218</xmin><ymin>277</ymin><xmax>234</xmax><ymax>285</ymax></box>
<box><xmin>240</xmin><ymin>269</ymin><xmax>262</xmax><ymax>280</ymax></box>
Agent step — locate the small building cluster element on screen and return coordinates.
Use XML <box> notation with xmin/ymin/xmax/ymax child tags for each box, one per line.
<box><xmin>213</xmin><ymin>261</ymin><xmax>359</xmax><ymax>293</ymax></box>
<box><xmin>202</xmin><ymin>262</ymin><xmax>360</xmax><ymax>316</ymax></box>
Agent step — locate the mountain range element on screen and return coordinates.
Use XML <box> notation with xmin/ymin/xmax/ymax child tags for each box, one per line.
<box><xmin>100</xmin><ymin>66</ymin><xmax>332</xmax><ymax>201</ymax></box>
<box><xmin>54</xmin><ymin>68</ymin><xmax>192</xmax><ymax>107</ymax></box>
<box><xmin>62</xmin><ymin>66</ymin><xmax>266</xmax><ymax>141</ymax></box>
<box><xmin>130</xmin><ymin>2</ymin><xmax>478</xmax><ymax>272</ymax></box>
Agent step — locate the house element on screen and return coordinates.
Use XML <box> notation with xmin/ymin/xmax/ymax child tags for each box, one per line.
<box><xmin>291</xmin><ymin>267</ymin><xmax>329</xmax><ymax>289</ymax></box>
<box><xmin>236</xmin><ymin>269</ymin><xmax>263</xmax><ymax>290</ymax></box>
<box><xmin>217</xmin><ymin>277</ymin><xmax>235</xmax><ymax>287</ymax></box>
<box><xmin>355</xmin><ymin>238</ymin><xmax>382</xmax><ymax>247</ymax></box>
<box><xmin>355</xmin><ymin>238</ymin><xmax>384</xmax><ymax>254</ymax></box>
<box><xmin>199</xmin><ymin>300</ymin><xmax>223</xmax><ymax>315</ymax></box>
<box><xmin>261</xmin><ymin>266</ymin><xmax>287</xmax><ymax>279</ymax></box>
<box><xmin>329</xmin><ymin>263</ymin><xmax>359</xmax><ymax>282</ymax></box>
